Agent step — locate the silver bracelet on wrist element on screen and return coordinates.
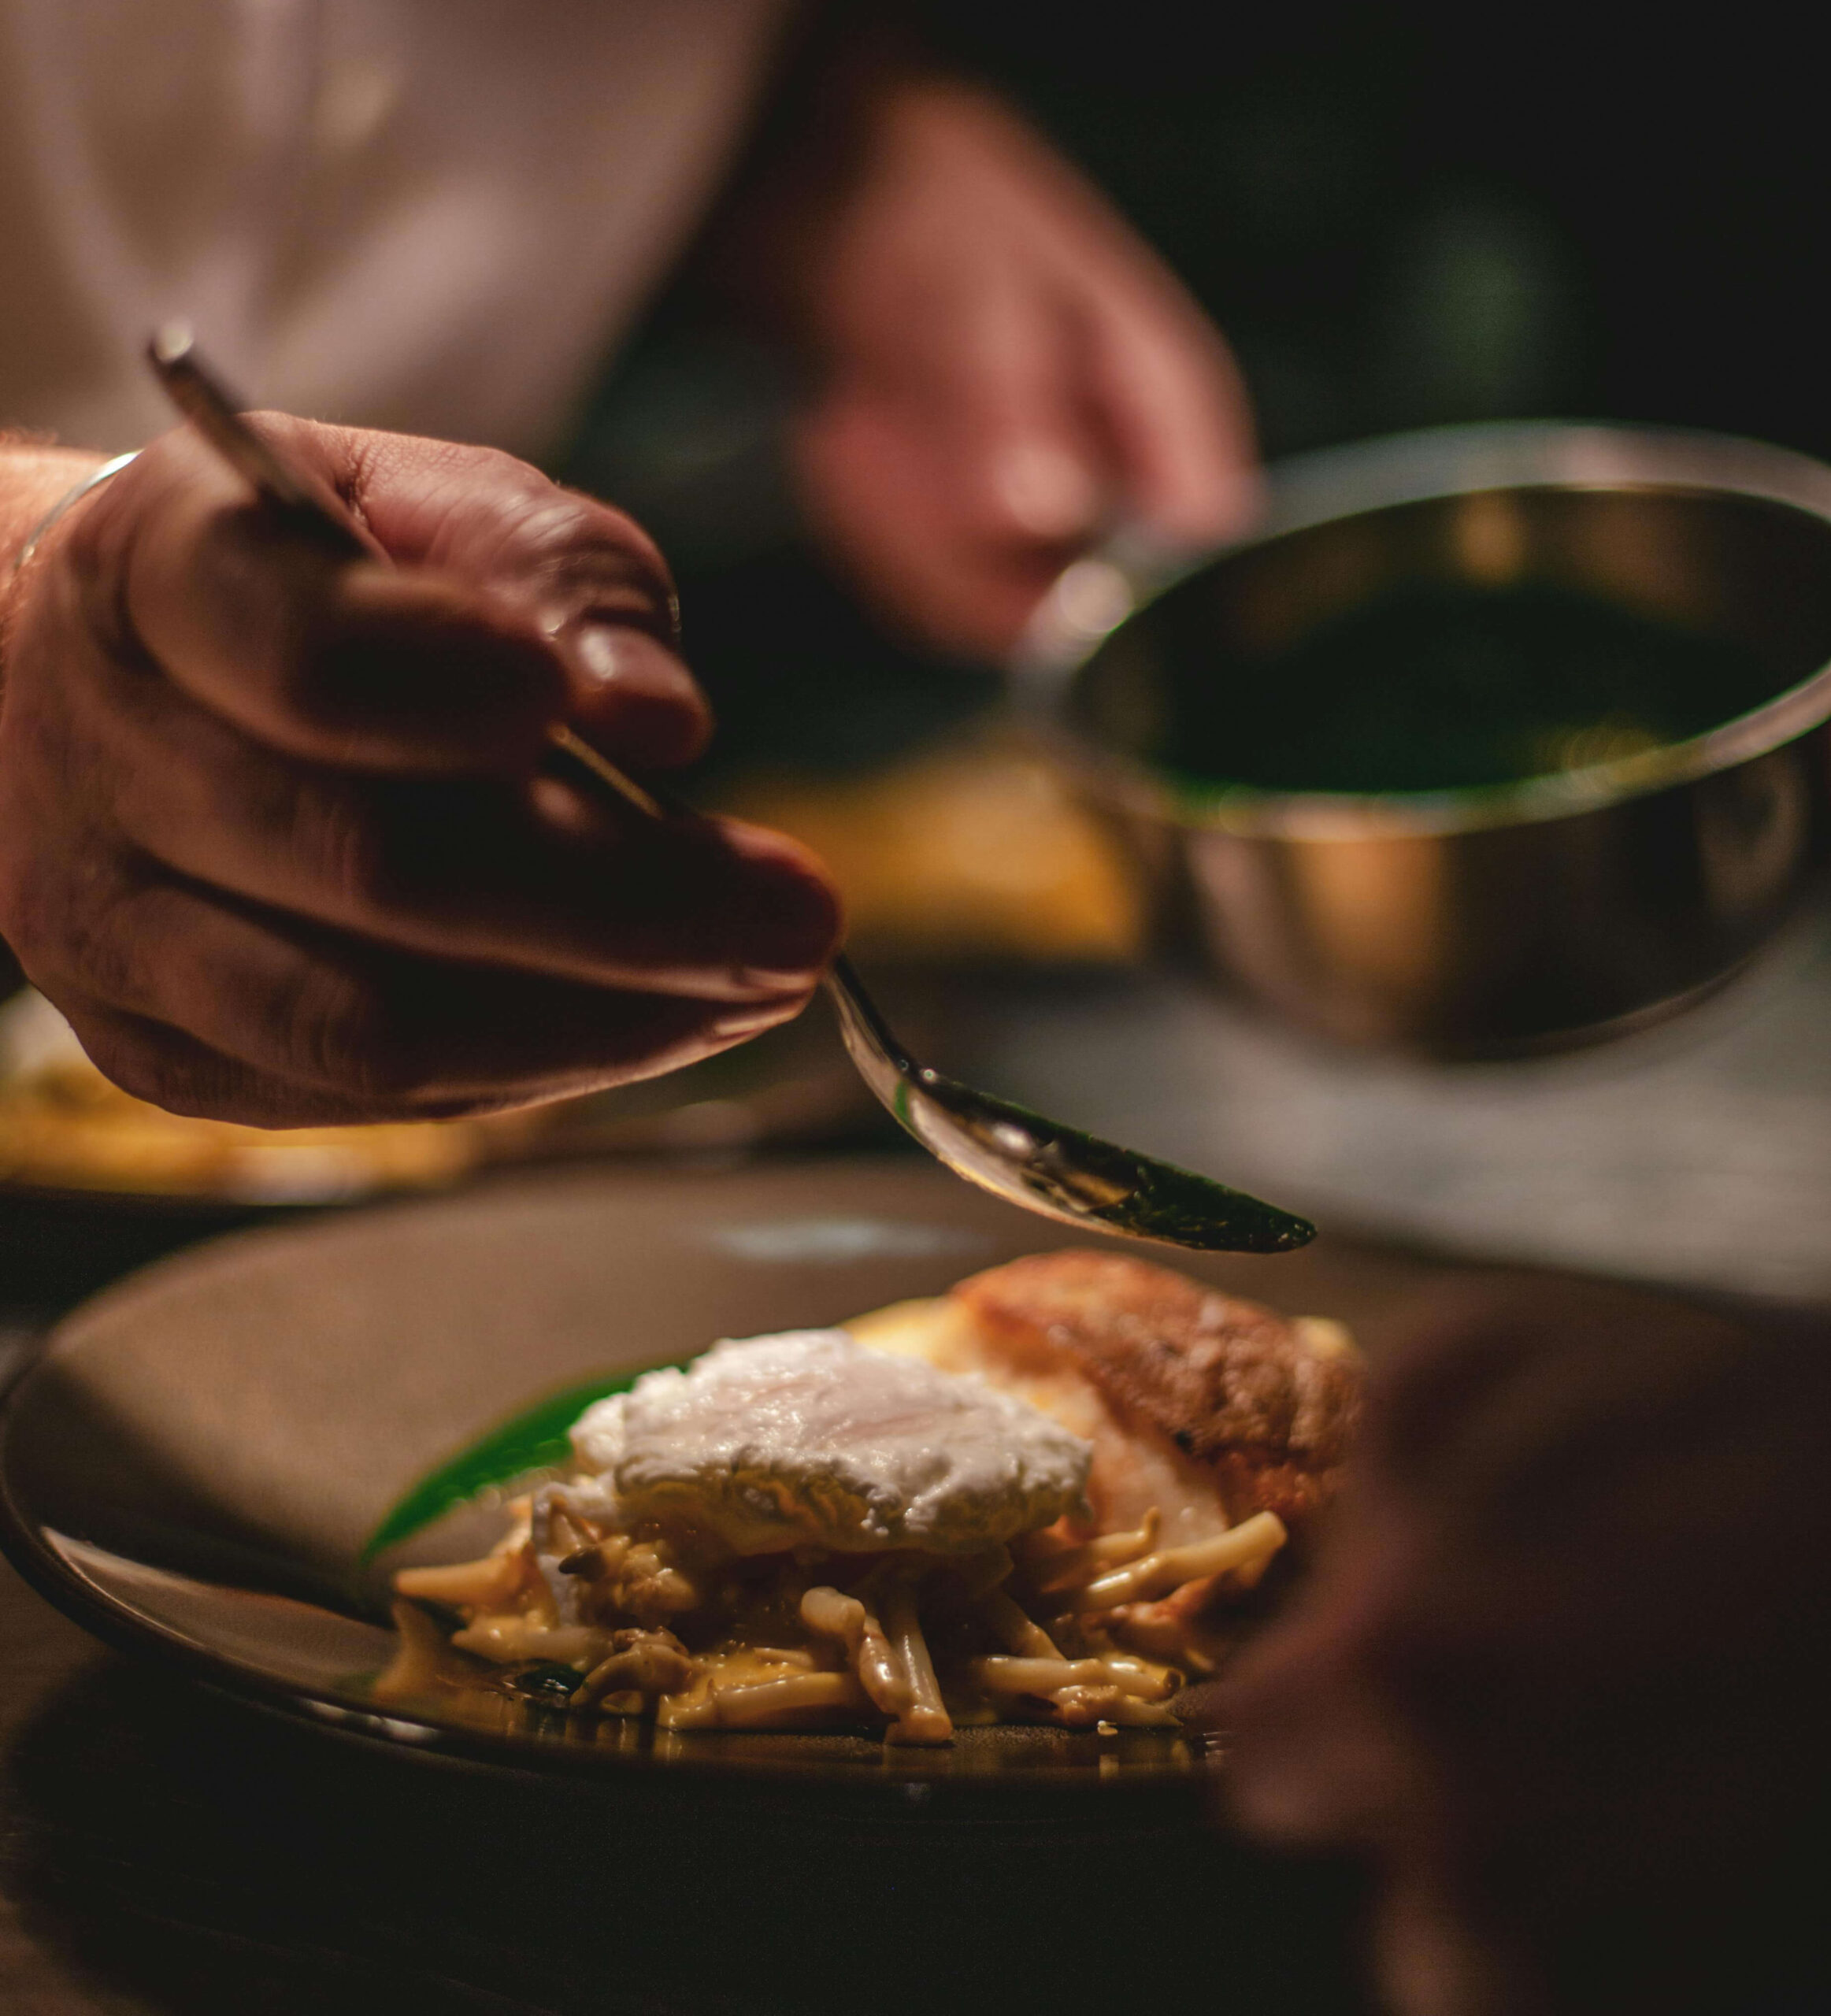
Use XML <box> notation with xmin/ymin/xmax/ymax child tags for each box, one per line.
<box><xmin>9</xmin><ymin>449</ymin><xmax>141</xmax><ymax>580</ymax></box>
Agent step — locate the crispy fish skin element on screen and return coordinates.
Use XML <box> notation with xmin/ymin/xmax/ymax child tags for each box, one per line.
<box><xmin>951</xmin><ymin>1251</ymin><xmax>1361</xmax><ymax>1531</ymax></box>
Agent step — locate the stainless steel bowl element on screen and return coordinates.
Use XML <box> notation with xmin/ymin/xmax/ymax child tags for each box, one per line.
<box><xmin>1020</xmin><ymin>423</ymin><xmax>1831</xmax><ymax>1053</ymax></box>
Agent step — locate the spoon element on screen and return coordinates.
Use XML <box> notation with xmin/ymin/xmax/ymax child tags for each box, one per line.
<box><xmin>146</xmin><ymin>324</ymin><xmax>1314</xmax><ymax>1254</ymax></box>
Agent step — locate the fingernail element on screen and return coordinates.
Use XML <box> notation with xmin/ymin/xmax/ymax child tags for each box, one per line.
<box><xmin>734</xmin><ymin>965</ymin><xmax>824</xmax><ymax>994</ymax></box>
<box><xmin>566</xmin><ymin>619</ymin><xmax>624</xmax><ymax>684</ymax></box>
<box><xmin>713</xmin><ymin>1002</ymin><xmax>799</xmax><ymax>1040</ymax></box>
<box><xmin>560</xmin><ymin>619</ymin><xmax>699</xmax><ymax>708</ymax></box>
<box><xmin>559</xmin><ymin>619</ymin><xmax>710</xmax><ymax>768</ymax></box>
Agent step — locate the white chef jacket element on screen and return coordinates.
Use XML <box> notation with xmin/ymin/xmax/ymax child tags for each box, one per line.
<box><xmin>0</xmin><ymin>0</ymin><xmax>791</xmax><ymax>461</ymax></box>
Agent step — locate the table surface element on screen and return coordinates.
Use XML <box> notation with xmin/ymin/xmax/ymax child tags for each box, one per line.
<box><xmin>949</xmin><ymin>900</ymin><xmax>1831</xmax><ymax>1304</ymax></box>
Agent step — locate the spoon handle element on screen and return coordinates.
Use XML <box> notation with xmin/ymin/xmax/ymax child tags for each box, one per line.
<box><xmin>149</xmin><ymin>325</ymin><xmax>687</xmax><ymax>817</ymax></box>
<box><xmin>149</xmin><ymin>324</ymin><xmax>376</xmax><ymax>558</ymax></box>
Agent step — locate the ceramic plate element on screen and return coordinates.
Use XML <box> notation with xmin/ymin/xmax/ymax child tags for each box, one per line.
<box><xmin>0</xmin><ymin>1157</ymin><xmax>1447</xmax><ymax>1803</ymax></box>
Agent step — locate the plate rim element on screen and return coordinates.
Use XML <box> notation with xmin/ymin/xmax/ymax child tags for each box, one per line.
<box><xmin>0</xmin><ymin>1157</ymin><xmax>1248</xmax><ymax>1804</ymax></box>
<box><xmin>0</xmin><ymin>1485</ymin><xmax>1214</xmax><ymax>1809</ymax></box>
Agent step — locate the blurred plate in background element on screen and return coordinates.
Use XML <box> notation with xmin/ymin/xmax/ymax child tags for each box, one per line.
<box><xmin>0</xmin><ymin>988</ymin><xmax>515</xmax><ymax>1206</ymax></box>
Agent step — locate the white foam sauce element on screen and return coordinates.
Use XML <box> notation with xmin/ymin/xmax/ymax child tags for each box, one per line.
<box><xmin>570</xmin><ymin>1329</ymin><xmax>1091</xmax><ymax>1553</ymax></box>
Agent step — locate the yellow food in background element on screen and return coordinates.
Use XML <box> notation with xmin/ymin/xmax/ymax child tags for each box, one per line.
<box><xmin>0</xmin><ymin>988</ymin><xmax>490</xmax><ymax>1200</ymax></box>
<box><xmin>1</xmin><ymin>732</ymin><xmax>1142</xmax><ymax>1199</ymax></box>
<box><xmin>715</xmin><ymin>736</ymin><xmax>1143</xmax><ymax>963</ymax></box>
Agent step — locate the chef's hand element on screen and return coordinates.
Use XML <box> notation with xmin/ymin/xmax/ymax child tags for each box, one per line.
<box><xmin>784</xmin><ymin>76</ymin><xmax>1257</xmax><ymax>661</ymax></box>
<box><xmin>1222</xmin><ymin>1275</ymin><xmax>1831</xmax><ymax>2016</ymax></box>
<box><xmin>0</xmin><ymin>420</ymin><xmax>840</xmax><ymax>1125</ymax></box>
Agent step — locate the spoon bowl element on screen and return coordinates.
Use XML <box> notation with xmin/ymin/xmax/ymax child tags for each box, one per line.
<box><xmin>823</xmin><ymin>955</ymin><xmax>1313</xmax><ymax>1252</ymax></box>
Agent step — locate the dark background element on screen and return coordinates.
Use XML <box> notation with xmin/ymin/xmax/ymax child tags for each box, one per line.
<box><xmin>564</xmin><ymin>4</ymin><xmax>1831</xmax><ymax>784</ymax></box>
<box><xmin>914</xmin><ymin>4</ymin><xmax>1831</xmax><ymax>461</ymax></box>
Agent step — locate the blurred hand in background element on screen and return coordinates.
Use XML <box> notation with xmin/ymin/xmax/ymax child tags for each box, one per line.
<box><xmin>0</xmin><ymin>420</ymin><xmax>840</xmax><ymax>1126</ymax></box>
<box><xmin>776</xmin><ymin>73</ymin><xmax>1258</xmax><ymax>661</ymax></box>
<box><xmin>1224</xmin><ymin>1273</ymin><xmax>1831</xmax><ymax>2016</ymax></box>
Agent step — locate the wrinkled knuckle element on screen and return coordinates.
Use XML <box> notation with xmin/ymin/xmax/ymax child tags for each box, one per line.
<box><xmin>277</xmin><ymin>961</ymin><xmax>347</xmax><ymax>1086</ymax></box>
<box><xmin>465</xmin><ymin>443</ymin><xmax>547</xmax><ymax>493</ymax></box>
<box><xmin>513</xmin><ymin>491</ymin><xmax>602</xmax><ymax>561</ymax></box>
<box><xmin>287</xmin><ymin>966</ymin><xmax>383</xmax><ymax>1093</ymax></box>
<box><xmin>429</xmin><ymin>443</ymin><xmax>554</xmax><ymax>536</ymax></box>
<box><xmin>287</xmin><ymin>968</ymin><xmax>429</xmax><ymax>1102</ymax></box>
<box><xmin>524</xmin><ymin>488</ymin><xmax>620</xmax><ymax>550</ymax></box>
<box><xmin>295</xmin><ymin>785</ymin><xmax>398</xmax><ymax>920</ymax></box>
<box><xmin>5</xmin><ymin>866</ymin><xmax>133</xmax><ymax>1004</ymax></box>
<box><xmin>526</xmin><ymin>495</ymin><xmax>671</xmax><ymax>611</ymax></box>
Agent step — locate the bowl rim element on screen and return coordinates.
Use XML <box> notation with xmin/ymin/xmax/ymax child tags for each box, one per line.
<box><xmin>1020</xmin><ymin>420</ymin><xmax>1831</xmax><ymax>839</ymax></box>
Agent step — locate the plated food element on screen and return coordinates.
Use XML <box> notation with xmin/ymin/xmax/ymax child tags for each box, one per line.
<box><xmin>382</xmin><ymin>1249</ymin><xmax>1360</xmax><ymax>1743</ymax></box>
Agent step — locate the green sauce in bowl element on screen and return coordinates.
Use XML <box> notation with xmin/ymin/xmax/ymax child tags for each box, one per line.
<box><xmin>1155</xmin><ymin>580</ymin><xmax>1785</xmax><ymax>796</ymax></box>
